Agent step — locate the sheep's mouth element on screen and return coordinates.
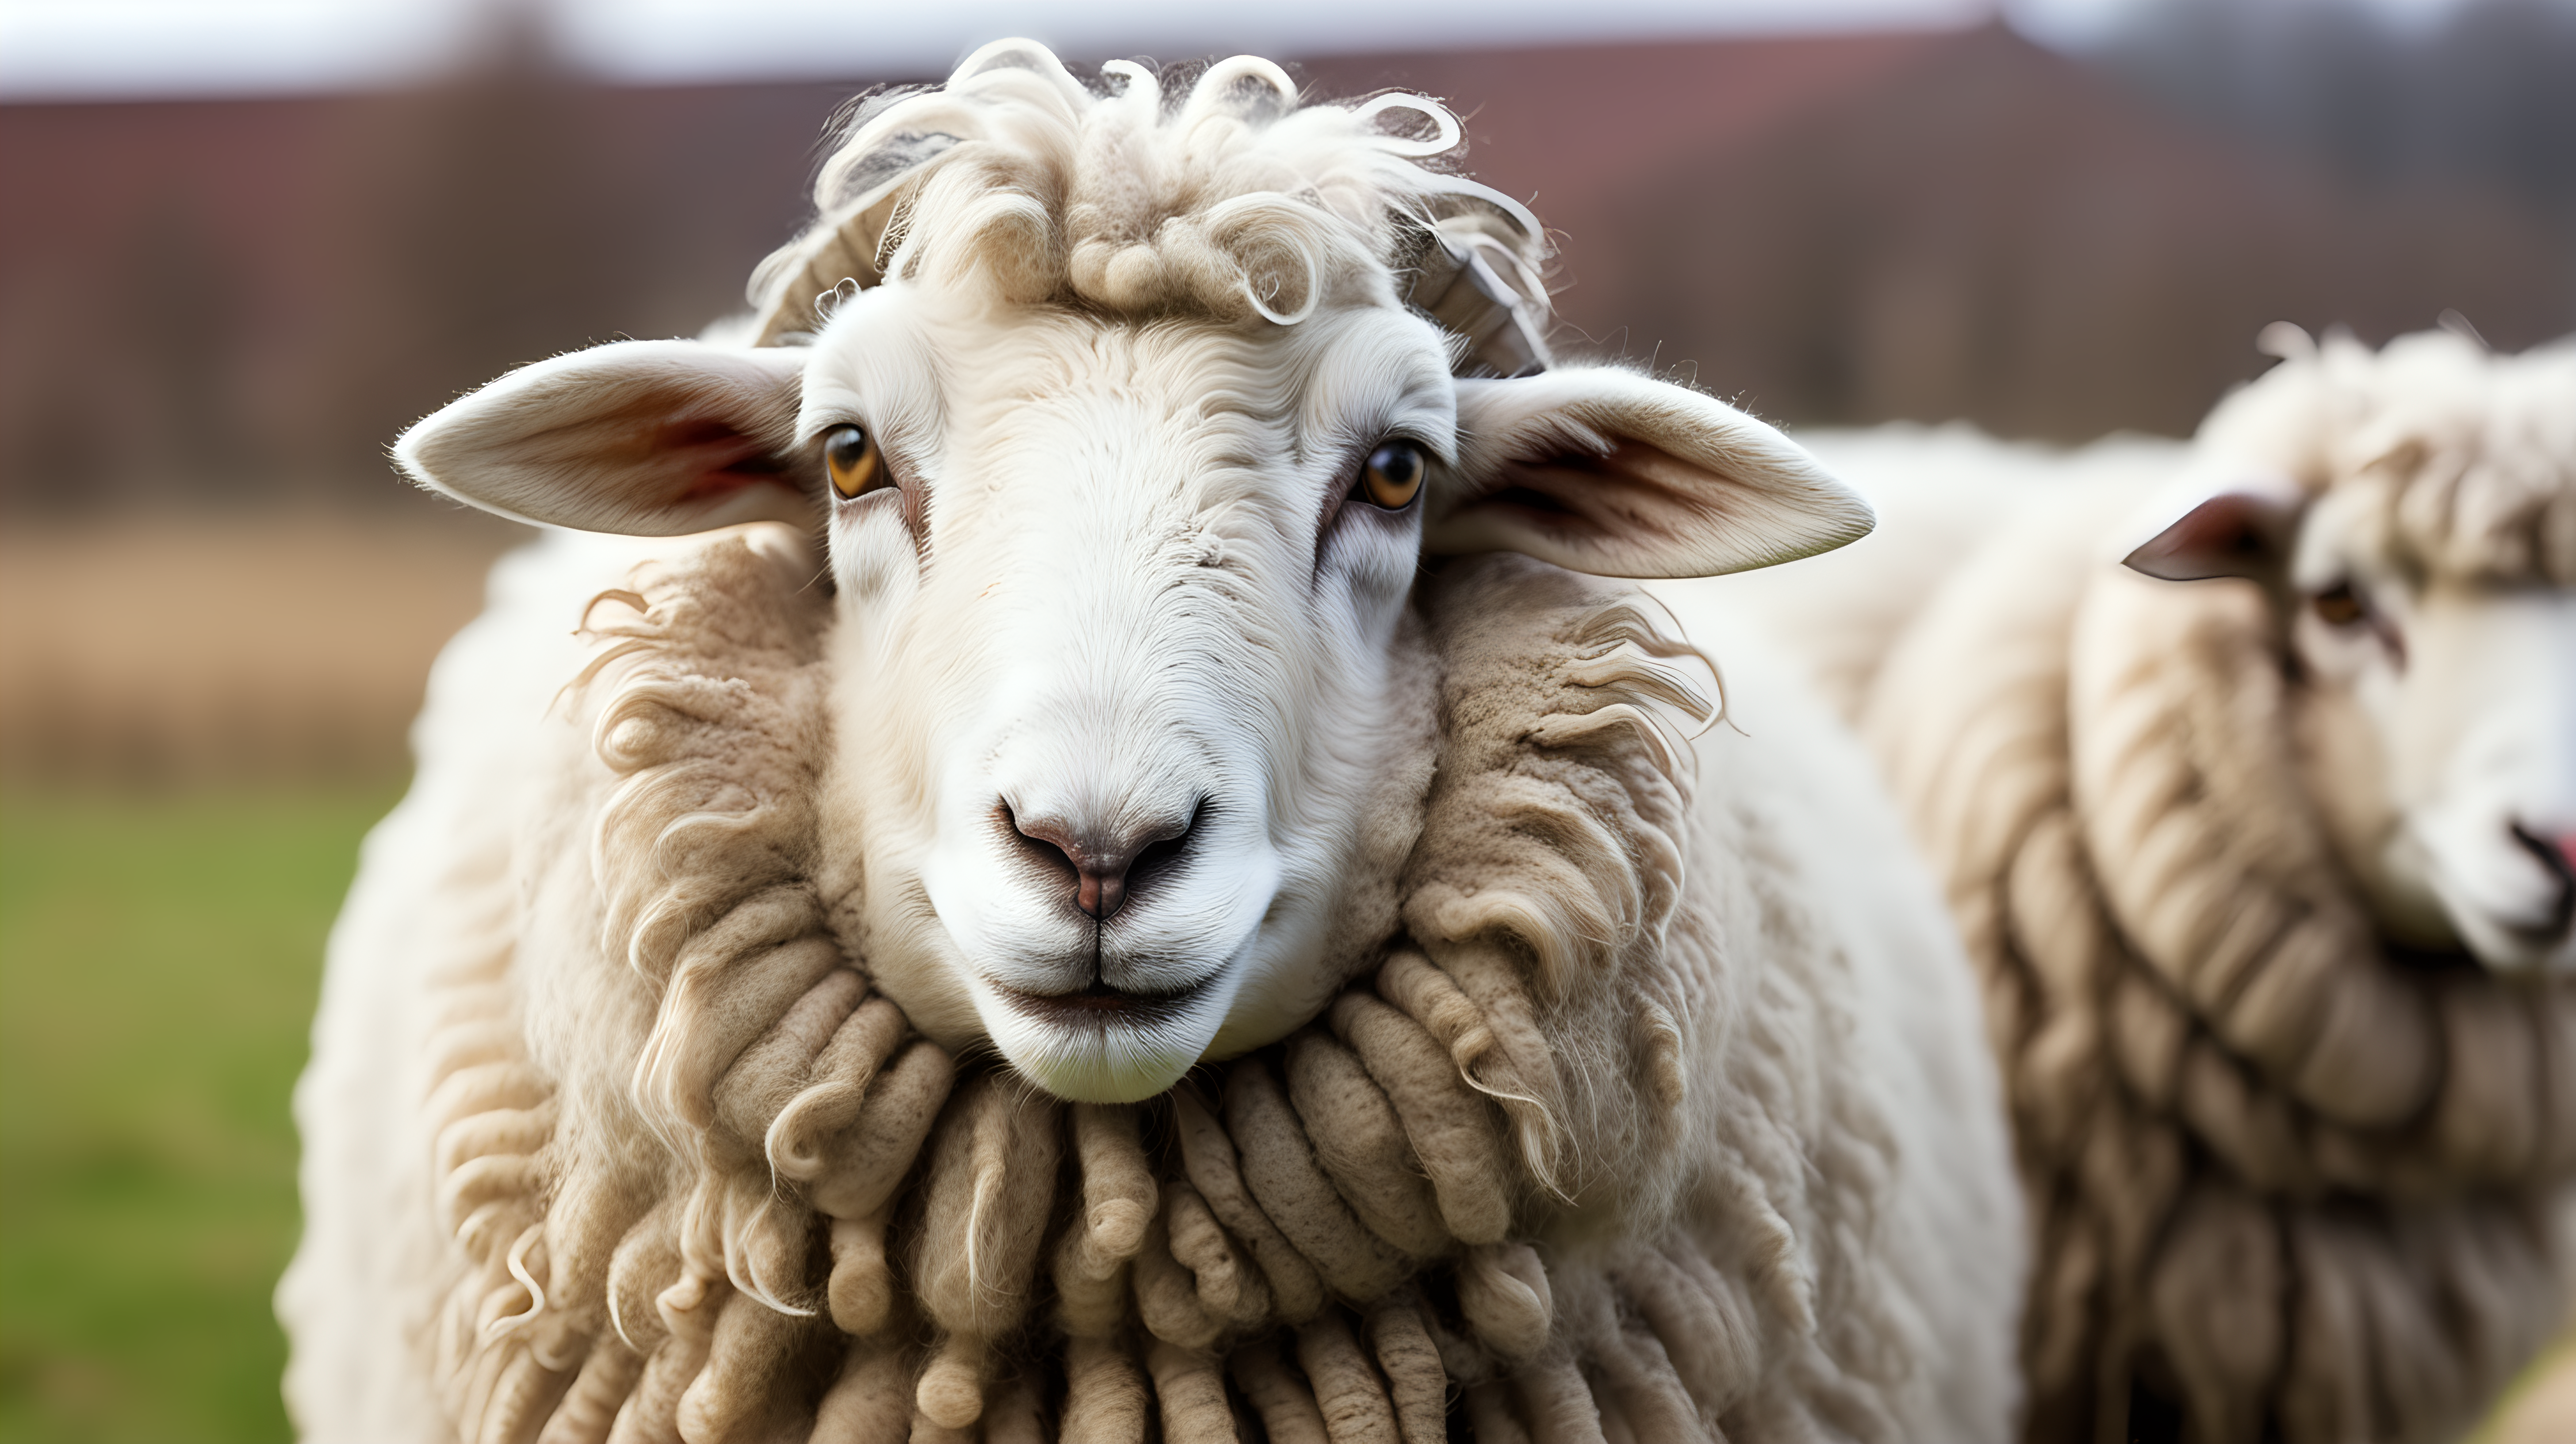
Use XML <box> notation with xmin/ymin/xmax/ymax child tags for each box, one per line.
<box><xmin>989</xmin><ymin>976</ymin><xmax>1214</xmax><ymax>1030</ymax></box>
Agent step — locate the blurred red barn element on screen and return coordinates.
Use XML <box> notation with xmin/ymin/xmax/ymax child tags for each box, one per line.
<box><xmin>2</xmin><ymin>23</ymin><xmax>2569</xmax><ymax>513</ymax></box>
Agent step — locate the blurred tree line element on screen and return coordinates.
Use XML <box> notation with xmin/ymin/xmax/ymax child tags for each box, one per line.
<box><xmin>1602</xmin><ymin>0</ymin><xmax>2576</xmax><ymax>438</ymax></box>
<box><xmin>0</xmin><ymin>0</ymin><xmax>2570</xmax><ymax>511</ymax></box>
<box><xmin>0</xmin><ymin>21</ymin><xmax>849</xmax><ymax>513</ymax></box>
<box><xmin>2107</xmin><ymin>0</ymin><xmax>2575</xmax><ymax>219</ymax></box>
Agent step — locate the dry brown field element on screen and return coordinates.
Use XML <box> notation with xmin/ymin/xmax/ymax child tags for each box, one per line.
<box><xmin>0</xmin><ymin>509</ymin><xmax>524</xmax><ymax>784</ymax></box>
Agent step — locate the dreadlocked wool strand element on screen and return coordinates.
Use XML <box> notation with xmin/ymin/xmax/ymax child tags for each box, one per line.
<box><xmin>1283</xmin><ymin>1030</ymin><xmax>1452</xmax><ymax>1261</ymax></box>
<box><xmin>1060</xmin><ymin>1335</ymin><xmax>1151</xmax><ymax>1444</ymax></box>
<box><xmin>1329</xmin><ymin>986</ymin><xmax>1515</xmax><ymax>1246</ymax></box>
<box><xmin>1455</xmin><ymin>1243</ymin><xmax>1554</xmax><ymax>1364</ymax></box>
<box><xmin>1164</xmin><ymin>1180</ymin><xmax>1273</xmax><ymax>1330</ymax></box>
<box><xmin>763</xmin><ymin>991</ymin><xmax>908</xmax><ymax>1175</ymax></box>
<box><xmin>1297</xmin><ymin>1311</ymin><xmax>1401</xmax><ymax>1444</ymax></box>
<box><xmin>1134</xmin><ymin>1197</ymin><xmax>1228</xmax><ymax>1352</ymax></box>
<box><xmin>539</xmin><ymin>1341</ymin><xmax>643</xmax><ymax>1444</ymax></box>
<box><xmin>1232</xmin><ymin>1340</ymin><xmax>1330</xmax><ymax>1443</ymax></box>
<box><xmin>912</xmin><ymin>1072</ymin><xmax>1064</xmax><ymax>1429</ymax></box>
<box><xmin>1055</xmin><ymin>1106</ymin><xmax>1156</xmax><ymax>1340</ymax></box>
<box><xmin>1172</xmin><ymin>1089</ymin><xmax>1329</xmax><ymax>1325</ymax></box>
<box><xmin>708</xmin><ymin>968</ymin><xmax>863</xmax><ymax>1158</ymax></box>
<box><xmin>675</xmin><ymin>1291</ymin><xmax>821</xmax><ymax>1443</ymax></box>
<box><xmin>810</xmin><ymin>1336</ymin><xmax>913</xmax><ymax>1444</ymax></box>
<box><xmin>1224</xmin><ymin>1056</ymin><xmax>1415</xmax><ymax>1303</ymax></box>
<box><xmin>1363</xmin><ymin>1300</ymin><xmax>1448</xmax><ymax>1444</ymax></box>
<box><xmin>1146</xmin><ymin>1337</ymin><xmax>1241</xmax><ymax>1443</ymax></box>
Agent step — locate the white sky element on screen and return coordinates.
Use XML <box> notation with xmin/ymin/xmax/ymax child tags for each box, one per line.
<box><xmin>0</xmin><ymin>0</ymin><xmax>2493</xmax><ymax>100</ymax></box>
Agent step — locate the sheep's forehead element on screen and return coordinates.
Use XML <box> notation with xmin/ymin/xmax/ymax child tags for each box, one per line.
<box><xmin>2332</xmin><ymin>388</ymin><xmax>2576</xmax><ymax>589</ymax></box>
<box><xmin>808</xmin><ymin>289</ymin><xmax>1457</xmax><ymax>515</ymax></box>
<box><xmin>2233</xmin><ymin>340</ymin><xmax>2576</xmax><ymax>588</ymax></box>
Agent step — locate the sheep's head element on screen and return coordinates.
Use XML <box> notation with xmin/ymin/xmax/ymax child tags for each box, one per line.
<box><xmin>392</xmin><ymin>42</ymin><xmax>1871</xmax><ymax>1101</ymax></box>
<box><xmin>2128</xmin><ymin>326</ymin><xmax>2576</xmax><ymax>973</ymax></box>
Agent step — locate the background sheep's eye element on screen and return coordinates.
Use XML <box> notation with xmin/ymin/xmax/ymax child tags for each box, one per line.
<box><xmin>2312</xmin><ymin>582</ymin><xmax>2365</xmax><ymax>626</ymax></box>
<box><xmin>1359</xmin><ymin>441</ymin><xmax>1425</xmax><ymax>510</ymax></box>
<box><xmin>825</xmin><ymin>425</ymin><xmax>883</xmax><ymax>500</ymax></box>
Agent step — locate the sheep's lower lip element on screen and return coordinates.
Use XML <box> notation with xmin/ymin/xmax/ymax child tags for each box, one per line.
<box><xmin>988</xmin><ymin>976</ymin><xmax>1214</xmax><ymax>1030</ymax></box>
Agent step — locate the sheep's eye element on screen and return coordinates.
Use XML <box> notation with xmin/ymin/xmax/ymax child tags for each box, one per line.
<box><xmin>824</xmin><ymin>425</ymin><xmax>884</xmax><ymax>501</ymax></box>
<box><xmin>1359</xmin><ymin>441</ymin><xmax>1426</xmax><ymax>510</ymax></box>
<box><xmin>2312</xmin><ymin>582</ymin><xmax>2365</xmax><ymax>627</ymax></box>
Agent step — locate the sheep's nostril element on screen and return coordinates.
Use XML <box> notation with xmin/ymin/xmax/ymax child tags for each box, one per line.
<box><xmin>1121</xmin><ymin>806</ymin><xmax>1201</xmax><ymax>912</ymax></box>
<box><xmin>2511</xmin><ymin>824</ymin><xmax>2576</xmax><ymax>933</ymax></box>
<box><xmin>2514</xmin><ymin>824</ymin><xmax>2576</xmax><ymax>879</ymax></box>
<box><xmin>1004</xmin><ymin>802</ymin><xmax>1199</xmax><ymax>921</ymax></box>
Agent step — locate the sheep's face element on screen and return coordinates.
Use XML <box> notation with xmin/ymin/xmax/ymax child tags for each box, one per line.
<box><xmin>2280</xmin><ymin>495</ymin><xmax>2576</xmax><ymax>973</ymax></box>
<box><xmin>2128</xmin><ymin>344</ymin><xmax>2576</xmax><ymax>974</ymax></box>
<box><xmin>803</xmin><ymin>286</ymin><xmax>1453</xmax><ymax>1099</ymax></box>
<box><xmin>393</xmin><ymin>292</ymin><xmax>1871</xmax><ymax>1102</ymax></box>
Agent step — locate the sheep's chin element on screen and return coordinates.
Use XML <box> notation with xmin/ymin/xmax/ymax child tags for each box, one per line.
<box><xmin>970</xmin><ymin>972</ymin><xmax>1237</xmax><ymax>1103</ymax></box>
<box><xmin>2411</xmin><ymin>827</ymin><xmax>2576</xmax><ymax>975</ymax></box>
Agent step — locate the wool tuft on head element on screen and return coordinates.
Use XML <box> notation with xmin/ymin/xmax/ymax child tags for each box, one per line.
<box><xmin>747</xmin><ymin>41</ymin><xmax>1553</xmax><ymax>374</ymax></box>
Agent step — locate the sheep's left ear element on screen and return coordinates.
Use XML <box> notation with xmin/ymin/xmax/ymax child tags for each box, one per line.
<box><xmin>1429</xmin><ymin>366</ymin><xmax>1871</xmax><ymax>578</ymax></box>
<box><xmin>394</xmin><ymin>339</ymin><xmax>815</xmax><ymax>535</ymax></box>
<box><xmin>2122</xmin><ymin>471</ymin><xmax>2304</xmax><ymax>582</ymax></box>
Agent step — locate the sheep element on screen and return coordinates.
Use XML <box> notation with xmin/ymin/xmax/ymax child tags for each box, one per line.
<box><xmin>1678</xmin><ymin>326</ymin><xmax>2576</xmax><ymax>1442</ymax></box>
<box><xmin>276</xmin><ymin>43</ymin><xmax>2024</xmax><ymax>1443</ymax></box>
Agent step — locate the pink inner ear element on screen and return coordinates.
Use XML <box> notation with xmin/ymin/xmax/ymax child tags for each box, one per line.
<box><xmin>652</xmin><ymin>417</ymin><xmax>791</xmax><ymax>505</ymax></box>
<box><xmin>1479</xmin><ymin>441</ymin><xmax>1699</xmax><ymax>537</ymax></box>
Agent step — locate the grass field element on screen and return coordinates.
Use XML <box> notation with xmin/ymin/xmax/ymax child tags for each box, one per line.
<box><xmin>0</xmin><ymin>787</ymin><xmax>397</xmax><ymax>1444</ymax></box>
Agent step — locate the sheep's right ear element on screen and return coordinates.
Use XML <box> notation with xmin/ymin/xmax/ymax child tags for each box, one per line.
<box><xmin>1430</xmin><ymin>365</ymin><xmax>1871</xmax><ymax>578</ymax></box>
<box><xmin>395</xmin><ymin>340</ymin><xmax>815</xmax><ymax>535</ymax></box>
<box><xmin>2122</xmin><ymin>471</ymin><xmax>2304</xmax><ymax>582</ymax></box>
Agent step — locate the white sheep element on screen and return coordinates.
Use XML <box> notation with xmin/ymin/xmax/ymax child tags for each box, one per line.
<box><xmin>277</xmin><ymin>43</ymin><xmax>2023</xmax><ymax>1443</ymax></box>
<box><xmin>1682</xmin><ymin>326</ymin><xmax>2576</xmax><ymax>1441</ymax></box>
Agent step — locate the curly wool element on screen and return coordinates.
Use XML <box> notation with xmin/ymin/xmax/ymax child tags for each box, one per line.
<box><xmin>317</xmin><ymin>526</ymin><xmax>1969</xmax><ymax>1444</ymax></box>
<box><xmin>742</xmin><ymin>41</ymin><xmax>1551</xmax><ymax>373</ymax></box>
<box><xmin>1851</xmin><ymin>334</ymin><xmax>2576</xmax><ymax>1443</ymax></box>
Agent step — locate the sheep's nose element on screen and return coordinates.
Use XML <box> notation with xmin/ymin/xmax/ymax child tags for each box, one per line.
<box><xmin>2513</xmin><ymin>824</ymin><xmax>2576</xmax><ymax>931</ymax></box>
<box><xmin>1005</xmin><ymin>803</ymin><xmax>1199</xmax><ymax>920</ymax></box>
<box><xmin>2516</xmin><ymin>825</ymin><xmax>2576</xmax><ymax>878</ymax></box>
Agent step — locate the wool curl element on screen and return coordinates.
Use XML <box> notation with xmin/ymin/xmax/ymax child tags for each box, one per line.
<box><xmin>743</xmin><ymin>42</ymin><xmax>1553</xmax><ymax>376</ymax></box>
<box><xmin>400</xmin><ymin>525</ymin><xmax>1887</xmax><ymax>1443</ymax></box>
<box><xmin>1858</xmin><ymin>332</ymin><xmax>2576</xmax><ymax>1444</ymax></box>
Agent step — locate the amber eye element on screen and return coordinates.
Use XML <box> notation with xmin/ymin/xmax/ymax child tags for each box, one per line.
<box><xmin>1359</xmin><ymin>441</ymin><xmax>1426</xmax><ymax>510</ymax></box>
<box><xmin>2312</xmin><ymin>582</ymin><xmax>2365</xmax><ymax>627</ymax></box>
<box><xmin>824</xmin><ymin>425</ymin><xmax>883</xmax><ymax>501</ymax></box>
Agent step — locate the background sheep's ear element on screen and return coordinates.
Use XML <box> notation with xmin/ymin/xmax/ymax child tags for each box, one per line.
<box><xmin>2122</xmin><ymin>475</ymin><xmax>2304</xmax><ymax>581</ymax></box>
<box><xmin>394</xmin><ymin>340</ymin><xmax>815</xmax><ymax>535</ymax></box>
<box><xmin>1428</xmin><ymin>366</ymin><xmax>1872</xmax><ymax>578</ymax></box>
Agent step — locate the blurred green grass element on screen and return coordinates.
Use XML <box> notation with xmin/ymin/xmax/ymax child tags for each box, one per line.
<box><xmin>0</xmin><ymin>787</ymin><xmax>395</xmax><ymax>1444</ymax></box>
